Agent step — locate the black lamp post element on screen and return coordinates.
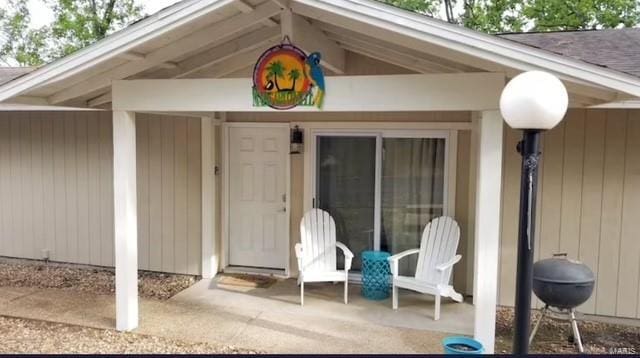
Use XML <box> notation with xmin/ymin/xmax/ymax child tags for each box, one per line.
<box><xmin>499</xmin><ymin>71</ymin><xmax>568</xmax><ymax>355</ymax></box>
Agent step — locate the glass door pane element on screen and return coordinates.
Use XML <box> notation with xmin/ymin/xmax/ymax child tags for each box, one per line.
<box><xmin>380</xmin><ymin>137</ymin><xmax>446</xmax><ymax>276</ymax></box>
<box><xmin>316</xmin><ymin>136</ymin><xmax>376</xmax><ymax>271</ymax></box>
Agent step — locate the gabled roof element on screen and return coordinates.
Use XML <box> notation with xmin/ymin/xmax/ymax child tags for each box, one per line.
<box><xmin>499</xmin><ymin>28</ymin><xmax>640</xmax><ymax>78</ymax></box>
<box><xmin>0</xmin><ymin>0</ymin><xmax>638</xmax><ymax>108</ymax></box>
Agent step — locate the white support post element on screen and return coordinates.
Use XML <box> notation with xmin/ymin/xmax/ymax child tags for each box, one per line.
<box><xmin>473</xmin><ymin>110</ymin><xmax>504</xmax><ymax>353</ymax></box>
<box><xmin>113</xmin><ymin>110</ymin><xmax>138</xmax><ymax>331</ymax></box>
<box><xmin>201</xmin><ymin>116</ymin><xmax>217</xmax><ymax>278</ymax></box>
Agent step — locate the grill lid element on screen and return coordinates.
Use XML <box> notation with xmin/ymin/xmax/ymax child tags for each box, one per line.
<box><xmin>533</xmin><ymin>254</ymin><xmax>595</xmax><ymax>284</ymax></box>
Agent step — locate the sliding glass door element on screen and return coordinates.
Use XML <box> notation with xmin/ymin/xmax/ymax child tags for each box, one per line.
<box><xmin>316</xmin><ymin>135</ymin><xmax>377</xmax><ymax>271</ymax></box>
<box><xmin>314</xmin><ymin>130</ymin><xmax>451</xmax><ymax>275</ymax></box>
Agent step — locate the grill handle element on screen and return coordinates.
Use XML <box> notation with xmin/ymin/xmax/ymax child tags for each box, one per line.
<box><xmin>552</xmin><ymin>253</ymin><xmax>568</xmax><ymax>258</ymax></box>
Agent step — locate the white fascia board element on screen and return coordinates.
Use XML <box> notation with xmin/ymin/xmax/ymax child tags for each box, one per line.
<box><xmin>590</xmin><ymin>100</ymin><xmax>640</xmax><ymax>109</ymax></box>
<box><xmin>292</xmin><ymin>0</ymin><xmax>640</xmax><ymax>98</ymax></box>
<box><xmin>112</xmin><ymin>73</ymin><xmax>505</xmax><ymax>112</ymax></box>
<box><xmin>0</xmin><ymin>0</ymin><xmax>238</xmax><ymax>102</ymax></box>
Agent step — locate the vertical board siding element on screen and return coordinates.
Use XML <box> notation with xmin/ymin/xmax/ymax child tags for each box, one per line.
<box><xmin>135</xmin><ymin>113</ymin><xmax>202</xmax><ymax>275</ymax></box>
<box><xmin>558</xmin><ymin>110</ymin><xmax>585</xmax><ymax>258</ymax></box>
<box><xmin>498</xmin><ymin>125</ymin><xmax>522</xmax><ymax>306</ymax></box>
<box><xmin>160</xmin><ymin>116</ymin><xmax>175</xmax><ymax>273</ymax></box>
<box><xmin>499</xmin><ymin>109</ymin><xmax>640</xmax><ymax>319</ymax></box>
<box><xmin>578</xmin><ymin>110</ymin><xmax>606</xmax><ymax>313</ymax></box>
<box><xmin>618</xmin><ymin>112</ymin><xmax>640</xmax><ymax>318</ymax></box>
<box><xmin>596</xmin><ymin>110</ymin><xmax>627</xmax><ymax>316</ymax></box>
<box><xmin>0</xmin><ymin>111</ymin><xmax>201</xmax><ymax>275</ymax></box>
<box><xmin>453</xmin><ymin>130</ymin><xmax>471</xmax><ymax>294</ymax></box>
<box><xmin>186</xmin><ymin>118</ymin><xmax>202</xmax><ymax>275</ymax></box>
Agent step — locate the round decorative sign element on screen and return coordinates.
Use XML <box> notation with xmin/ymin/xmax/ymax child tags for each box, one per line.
<box><xmin>252</xmin><ymin>43</ymin><xmax>324</xmax><ymax>110</ymax></box>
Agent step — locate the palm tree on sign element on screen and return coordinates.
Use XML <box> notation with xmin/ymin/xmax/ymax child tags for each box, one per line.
<box><xmin>287</xmin><ymin>68</ymin><xmax>301</xmax><ymax>91</ymax></box>
<box><xmin>266</xmin><ymin>60</ymin><xmax>285</xmax><ymax>91</ymax></box>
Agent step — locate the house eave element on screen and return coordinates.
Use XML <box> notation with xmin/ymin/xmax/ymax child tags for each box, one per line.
<box><xmin>293</xmin><ymin>0</ymin><xmax>640</xmax><ymax>98</ymax></box>
<box><xmin>0</xmin><ymin>0</ymin><xmax>242</xmax><ymax>103</ymax></box>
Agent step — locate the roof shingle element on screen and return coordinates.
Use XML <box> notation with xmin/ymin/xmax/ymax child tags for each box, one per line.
<box><xmin>0</xmin><ymin>67</ymin><xmax>35</xmax><ymax>86</ymax></box>
<box><xmin>498</xmin><ymin>28</ymin><xmax>640</xmax><ymax>78</ymax></box>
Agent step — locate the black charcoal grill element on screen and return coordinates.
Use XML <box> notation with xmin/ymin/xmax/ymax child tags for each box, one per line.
<box><xmin>529</xmin><ymin>253</ymin><xmax>595</xmax><ymax>352</ymax></box>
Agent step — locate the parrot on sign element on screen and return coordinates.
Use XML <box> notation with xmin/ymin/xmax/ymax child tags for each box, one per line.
<box><xmin>304</xmin><ymin>52</ymin><xmax>325</xmax><ymax>108</ymax></box>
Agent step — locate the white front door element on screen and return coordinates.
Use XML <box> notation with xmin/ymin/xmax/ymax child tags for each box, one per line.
<box><xmin>228</xmin><ymin>125</ymin><xmax>288</xmax><ymax>269</ymax></box>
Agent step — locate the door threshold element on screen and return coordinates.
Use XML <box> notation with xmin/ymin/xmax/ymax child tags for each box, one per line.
<box><xmin>223</xmin><ymin>266</ymin><xmax>288</xmax><ymax>278</ymax></box>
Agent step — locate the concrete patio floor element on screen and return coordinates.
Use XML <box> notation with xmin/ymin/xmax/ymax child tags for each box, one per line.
<box><xmin>0</xmin><ymin>276</ymin><xmax>474</xmax><ymax>354</ymax></box>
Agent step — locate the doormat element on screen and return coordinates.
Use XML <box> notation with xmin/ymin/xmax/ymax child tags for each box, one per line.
<box><xmin>217</xmin><ymin>274</ymin><xmax>277</xmax><ymax>289</ymax></box>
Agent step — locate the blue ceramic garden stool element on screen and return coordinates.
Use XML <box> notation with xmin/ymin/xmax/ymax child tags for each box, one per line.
<box><xmin>361</xmin><ymin>250</ymin><xmax>391</xmax><ymax>300</ymax></box>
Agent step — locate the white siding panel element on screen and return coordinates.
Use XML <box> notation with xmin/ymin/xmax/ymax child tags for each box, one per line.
<box><xmin>187</xmin><ymin>117</ymin><xmax>202</xmax><ymax>275</ymax></box>
<box><xmin>147</xmin><ymin>114</ymin><xmax>163</xmax><ymax>272</ymax></box>
<box><xmin>76</xmin><ymin>115</ymin><xmax>90</xmax><ymax>264</ymax></box>
<box><xmin>87</xmin><ymin>115</ymin><xmax>102</xmax><ymax>265</ymax></box>
<box><xmin>136</xmin><ymin>115</ymin><xmax>150</xmax><ymax>271</ymax></box>
<box><xmin>30</xmin><ymin>116</ymin><xmax>44</xmax><ymax>260</ymax></box>
<box><xmin>0</xmin><ymin>111</ymin><xmax>201</xmax><ymax>275</ymax></box>
<box><xmin>0</xmin><ymin>114</ymin><xmax>10</xmax><ymax>255</ymax></box>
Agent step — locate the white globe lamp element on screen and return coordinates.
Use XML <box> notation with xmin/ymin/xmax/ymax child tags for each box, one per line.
<box><xmin>500</xmin><ymin>71</ymin><xmax>568</xmax><ymax>130</ymax></box>
<box><xmin>502</xmin><ymin>71</ymin><xmax>568</xmax><ymax>355</ymax></box>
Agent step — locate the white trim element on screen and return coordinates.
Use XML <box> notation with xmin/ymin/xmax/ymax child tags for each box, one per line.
<box><xmin>113</xmin><ymin>110</ymin><xmax>138</xmax><ymax>331</ymax></box>
<box><xmin>473</xmin><ymin>110</ymin><xmax>504</xmax><ymax>353</ymax></box>
<box><xmin>0</xmin><ymin>0</ymin><xmax>240</xmax><ymax>102</ymax></box>
<box><xmin>221</xmin><ymin>122</ymin><xmax>291</xmax><ymax>276</ymax></box>
<box><xmin>590</xmin><ymin>100</ymin><xmax>640</xmax><ymax>109</ymax></box>
<box><xmin>447</xmin><ymin>130</ymin><xmax>458</xmax><ymax>218</ymax></box>
<box><xmin>296</xmin><ymin>121</ymin><xmax>473</xmax><ymax>131</ymax></box>
<box><xmin>300</xmin><ymin>121</ymin><xmax>469</xmax><ymax>213</ymax></box>
<box><xmin>111</xmin><ymin>74</ymin><xmax>505</xmax><ymax>112</ymax></box>
<box><xmin>374</xmin><ymin>133</ymin><xmax>382</xmax><ymax>251</ymax></box>
<box><xmin>201</xmin><ymin>116</ymin><xmax>217</xmax><ymax>278</ymax></box>
<box><xmin>292</xmin><ymin>0</ymin><xmax>640</xmax><ymax>98</ymax></box>
<box><xmin>467</xmin><ymin>114</ymin><xmax>479</xmax><ymax>297</ymax></box>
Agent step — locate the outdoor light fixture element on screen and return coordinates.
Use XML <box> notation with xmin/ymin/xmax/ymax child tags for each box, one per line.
<box><xmin>499</xmin><ymin>71</ymin><xmax>568</xmax><ymax>355</ymax></box>
<box><xmin>290</xmin><ymin>125</ymin><xmax>304</xmax><ymax>154</ymax></box>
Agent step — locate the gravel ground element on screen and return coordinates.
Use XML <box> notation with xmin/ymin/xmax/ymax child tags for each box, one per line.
<box><xmin>0</xmin><ymin>315</ymin><xmax>259</xmax><ymax>354</ymax></box>
<box><xmin>0</xmin><ymin>257</ymin><xmax>197</xmax><ymax>300</ymax></box>
<box><xmin>495</xmin><ymin>307</ymin><xmax>640</xmax><ymax>354</ymax></box>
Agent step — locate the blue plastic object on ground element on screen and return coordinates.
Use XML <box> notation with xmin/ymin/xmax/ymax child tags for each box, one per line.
<box><xmin>361</xmin><ymin>250</ymin><xmax>391</xmax><ymax>300</ymax></box>
<box><xmin>442</xmin><ymin>336</ymin><xmax>484</xmax><ymax>354</ymax></box>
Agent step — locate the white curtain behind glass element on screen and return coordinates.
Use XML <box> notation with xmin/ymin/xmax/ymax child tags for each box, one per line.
<box><xmin>380</xmin><ymin>138</ymin><xmax>446</xmax><ymax>276</ymax></box>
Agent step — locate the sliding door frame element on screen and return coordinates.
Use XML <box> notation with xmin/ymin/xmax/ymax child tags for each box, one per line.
<box><xmin>306</xmin><ymin>125</ymin><xmax>458</xmax><ymax>257</ymax></box>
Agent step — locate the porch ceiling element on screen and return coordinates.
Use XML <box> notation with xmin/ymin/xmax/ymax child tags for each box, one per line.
<box><xmin>0</xmin><ymin>0</ymin><xmax>638</xmax><ymax>109</ymax></box>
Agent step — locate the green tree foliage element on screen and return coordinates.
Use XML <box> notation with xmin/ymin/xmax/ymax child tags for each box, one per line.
<box><xmin>380</xmin><ymin>0</ymin><xmax>640</xmax><ymax>33</ymax></box>
<box><xmin>0</xmin><ymin>0</ymin><xmax>143</xmax><ymax>66</ymax></box>
<box><xmin>522</xmin><ymin>0</ymin><xmax>640</xmax><ymax>31</ymax></box>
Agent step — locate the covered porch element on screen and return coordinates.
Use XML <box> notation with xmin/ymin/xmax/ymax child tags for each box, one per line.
<box><xmin>164</xmin><ymin>275</ymin><xmax>474</xmax><ymax>353</ymax></box>
<box><xmin>1</xmin><ymin>0</ymin><xmax>638</xmax><ymax>354</ymax></box>
<box><xmin>111</xmin><ymin>76</ymin><xmax>505</xmax><ymax>350</ymax></box>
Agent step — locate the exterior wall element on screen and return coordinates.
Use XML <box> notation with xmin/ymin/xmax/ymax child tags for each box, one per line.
<box><xmin>135</xmin><ymin>113</ymin><xmax>202</xmax><ymax>275</ymax></box>
<box><xmin>0</xmin><ymin>111</ymin><xmax>202</xmax><ymax>275</ymax></box>
<box><xmin>226</xmin><ymin>111</ymin><xmax>474</xmax><ymax>296</ymax></box>
<box><xmin>498</xmin><ymin>109</ymin><xmax>640</xmax><ymax>319</ymax></box>
<box><xmin>0</xmin><ymin>111</ymin><xmax>115</xmax><ymax>267</ymax></box>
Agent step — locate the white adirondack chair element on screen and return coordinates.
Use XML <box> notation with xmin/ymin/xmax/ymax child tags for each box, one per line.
<box><xmin>295</xmin><ymin>208</ymin><xmax>354</xmax><ymax>306</ymax></box>
<box><xmin>388</xmin><ymin>216</ymin><xmax>463</xmax><ymax>320</ymax></box>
